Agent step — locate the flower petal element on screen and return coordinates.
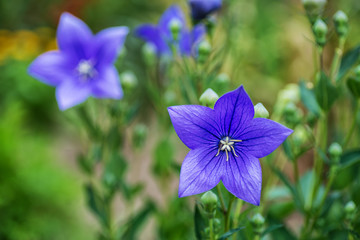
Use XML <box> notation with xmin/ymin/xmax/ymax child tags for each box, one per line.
<box><xmin>158</xmin><ymin>5</ymin><xmax>186</xmax><ymax>38</ymax></box>
<box><xmin>179</xmin><ymin>147</ymin><xmax>224</xmax><ymax>197</ymax></box>
<box><xmin>56</xmin><ymin>80</ymin><xmax>91</xmax><ymax>110</ymax></box>
<box><xmin>57</xmin><ymin>12</ymin><xmax>93</xmax><ymax>59</ymax></box>
<box><xmin>221</xmin><ymin>152</ymin><xmax>262</xmax><ymax>205</ymax></box>
<box><xmin>214</xmin><ymin>85</ymin><xmax>254</xmax><ymax>137</ymax></box>
<box><xmin>28</xmin><ymin>51</ymin><xmax>75</xmax><ymax>86</ymax></box>
<box><xmin>236</xmin><ymin>118</ymin><xmax>293</xmax><ymax>158</ymax></box>
<box><xmin>168</xmin><ymin>105</ymin><xmax>221</xmax><ymax>149</ymax></box>
<box><xmin>189</xmin><ymin>0</ymin><xmax>222</xmax><ymax>20</ymax></box>
<box><xmin>94</xmin><ymin>26</ymin><xmax>129</xmax><ymax>67</ymax></box>
<box><xmin>179</xmin><ymin>30</ymin><xmax>191</xmax><ymax>56</ymax></box>
<box><xmin>135</xmin><ymin>24</ymin><xmax>170</xmax><ymax>56</ymax></box>
<box><xmin>91</xmin><ymin>66</ymin><xmax>123</xmax><ymax>99</ymax></box>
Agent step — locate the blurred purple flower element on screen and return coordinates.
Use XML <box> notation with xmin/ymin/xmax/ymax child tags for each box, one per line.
<box><xmin>135</xmin><ymin>5</ymin><xmax>205</xmax><ymax>57</ymax></box>
<box><xmin>168</xmin><ymin>86</ymin><xmax>292</xmax><ymax>205</ymax></box>
<box><xmin>189</xmin><ymin>0</ymin><xmax>222</xmax><ymax>21</ymax></box>
<box><xmin>28</xmin><ymin>12</ymin><xmax>128</xmax><ymax>110</ymax></box>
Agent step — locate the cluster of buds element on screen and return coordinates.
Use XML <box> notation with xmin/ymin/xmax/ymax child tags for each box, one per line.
<box><xmin>251</xmin><ymin>213</ymin><xmax>265</xmax><ymax>235</ymax></box>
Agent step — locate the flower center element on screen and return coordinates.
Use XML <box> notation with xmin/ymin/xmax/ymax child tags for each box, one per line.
<box><xmin>77</xmin><ymin>60</ymin><xmax>96</xmax><ymax>81</ymax></box>
<box><xmin>216</xmin><ymin>137</ymin><xmax>242</xmax><ymax>161</ymax></box>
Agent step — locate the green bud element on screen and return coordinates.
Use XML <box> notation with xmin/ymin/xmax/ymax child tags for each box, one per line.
<box><xmin>142</xmin><ymin>42</ymin><xmax>157</xmax><ymax>66</ymax></box>
<box><xmin>200</xmin><ymin>191</ymin><xmax>218</xmax><ymax>213</ymax></box>
<box><xmin>199</xmin><ymin>88</ymin><xmax>219</xmax><ymax>108</ymax></box>
<box><xmin>169</xmin><ymin>18</ymin><xmax>182</xmax><ymax>41</ymax></box>
<box><xmin>254</xmin><ymin>103</ymin><xmax>269</xmax><ymax>118</ymax></box>
<box><xmin>132</xmin><ymin>124</ymin><xmax>148</xmax><ymax>149</ymax></box>
<box><xmin>121</xmin><ymin>71</ymin><xmax>138</xmax><ymax>90</ymax></box>
<box><xmin>313</xmin><ymin>19</ymin><xmax>328</xmax><ymax>47</ymax></box>
<box><xmin>251</xmin><ymin>213</ymin><xmax>265</xmax><ymax>234</ymax></box>
<box><xmin>292</xmin><ymin>125</ymin><xmax>309</xmax><ymax>146</ymax></box>
<box><xmin>283</xmin><ymin>102</ymin><xmax>303</xmax><ymax>126</ymax></box>
<box><xmin>345</xmin><ymin>201</ymin><xmax>356</xmax><ymax>214</ymax></box>
<box><xmin>302</xmin><ymin>0</ymin><xmax>327</xmax><ymax>23</ymax></box>
<box><xmin>333</xmin><ymin>10</ymin><xmax>348</xmax><ymax>37</ymax></box>
<box><xmin>197</xmin><ymin>41</ymin><xmax>211</xmax><ymax>64</ymax></box>
<box><xmin>213</xmin><ymin>218</ymin><xmax>221</xmax><ymax>232</ymax></box>
<box><xmin>328</xmin><ymin>142</ymin><xmax>342</xmax><ymax>163</ymax></box>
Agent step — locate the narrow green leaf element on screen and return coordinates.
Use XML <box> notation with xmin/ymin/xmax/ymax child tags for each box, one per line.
<box><xmin>340</xmin><ymin>149</ymin><xmax>360</xmax><ymax>169</ymax></box>
<box><xmin>271</xmin><ymin>167</ymin><xmax>302</xmax><ymax>211</ymax></box>
<box><xmin>347</xmin><ymin>77</ymin><xmax>360</xmax><ymax>98</ymax></box>
<box><xmin>121</xmin><ymin>201</ymin><xmax>155</xmax><ymax>240</ymax></box>
<box><xmin>315</xmin><ymin>72</ymin><xmax>339</xmax><ymax>111</ymax></box>
<box><xmin>261</xmin><ymin>224</ymin><xmax>283</xmax><ymax>237</ymax></box>
<box><xmin>299</xmin><ymin>80</ymin><xmax>321</xmax><ymax>116</ymax></box>
<box><xmin>337</xmin><ymin>45</ymin><xmax>360</xmax><ymax>82</ymax></box>
<box><xmin>217</xmin><ymin>226</ymin><xmax>245</xmax><ymax>240</ymax></box>
<box><xmin>85</xmin><ymin>184</ymin><xmax>108</xmax><ymax>227</ymax></box>
<box><xmin>194</xmin><ymin>203</ymin><xmax>206</xmax><ymax>240</ymax></box>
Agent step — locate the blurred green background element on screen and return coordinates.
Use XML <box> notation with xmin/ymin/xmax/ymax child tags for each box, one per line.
<box><xmin>0</xmin><ymin>0</ymin><xmax>360</xmax><ymax>239</ymax></box>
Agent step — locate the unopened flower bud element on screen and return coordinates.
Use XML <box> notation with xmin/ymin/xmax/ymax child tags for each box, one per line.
<box><xmin>132</xmin><ymin>124</ymin><xmax>148</xmax><ymax>149</ymax></box>
<box><xmin>197</xmin><ymin>41</ymin><xmax>211</xmax><ymax>64</ymax></box>
<box><xmin>142</xmin><ymin>42</ymin><xmax>157</xmax><ymax>66</ymax></box>
<box><xmin>313</xmin><ymin>19</ymin><xmax>328</xmax><ymax>47</ymax></box>
<box><xmin>121</xmin><ymin>71</ymin><xmax>138</xmax><ymax>90</ymax></box>
<box><xmin>199</xmin><ymin>88</ymin><xmax>219</xmax><ymax>108</ymax></box>
<box><xmin>284</xmin><ymin>102</ymin><xmax>303</xmax><ymax>126</ymax></box>
<box><xmin>169</xmin><ymin>18</ymin><xmax>182</xmax><ymax>41</ymax></box>
<box><xmin>333</xmin><ymin>11</ymin><xmax>348</xmax><ymax>37</ymax></box>
<box><xmin>254</xmin><ymin>103</ymin><xmax>269</xmax><ymax>118</ymax></box>
<box><xmin>328</xmin><ymin>142</ymin><xmax>342</xmax><ymax>163</ymax></box>
<box><xmin>345</xmin><ymin>201</ymin><xmax>356</xmax><ymax>215</ymax></box>
<box><xmin>200</xmin><ymin>191</ymin><xmax>218</xmax><ymax>213</ymax></box>
<box><xmin>251</xmin><ymin>213</ymin><xmax>265</xmax><ymax>234</ymax></box>
<box><xmin>302</xmin><ymin>0</ymin><xmax>327</xmax><ymax>23</ymax></box>
<box><xmin>292</xmin><ymin>126</ymin><xmax>309</xmax><ymax>146</ymax></box>
<box><xmin>213</xmin><ymin>218</ymin><xmax>221</xmax><ymax>232</ymax></box>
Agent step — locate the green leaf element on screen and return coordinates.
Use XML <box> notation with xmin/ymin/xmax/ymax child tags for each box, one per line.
<box><xmin>85</xmin><ymin>184</ymin><xmax>108</xmax><ymax>227</ymax></box>
<box><xmin>194</xmin><ymin>203</ymin><xmax>206</xmax><ymax>240</ymax></box>
<box><xmin>217</xmin><ymin>226</ymin><xmax>245</xmax><ymax>240</ymax></box>
<box><xmin>120</xmin><ymin>201</ymin><xmax>155</xmax><ymax>240</ymax></box>
<box><xmin>337</xmin><ymin>45</ymin><xmax>360</xmax><ymax>82</ymax></box>
<box><xmin>299</xmin><ymin>80</ymin><xmax>321</xmax><ymax>116</ymax></box>
<box><xmin>76</xmin><ymin>154</ymin><xmax>93</xmax><ymax>175</ymax></box>
<box><xmin>271</xmin><ymin>167</ymin><xmax>302</xmax><ymax>211</ymax></box>
<box><xmin>339</xmin><ymin>149</ymin><xmax>360</xmax><ymax>169</ymax></box>
<box><xmin>261</xmin><ymin>224</ymin><xmax>283</xmax><ymax>237</ymax></box>
<box><xmin>315</xmin><ymin>72</ymin><xmax>339</xmax><ymax>111</ymax></box>
<box><xmin>347</xmin><ymin>77</ymin><xmax>360</xmax><ymax>98</ymax></box>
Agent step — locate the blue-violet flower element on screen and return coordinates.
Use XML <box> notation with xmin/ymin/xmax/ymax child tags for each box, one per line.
<box><xmin>135</xmin><ymin>5</ymin><xmax>205</xmax><ymax>57</ymax></box>
<box><xmin>28</xmin><ymin>12</ymin><xmax>128</xmax><ymax>110</ymax></box>
<box><xmin>168</xmin><ymin>86</ymin><xmax>293</xmax><ymax>205</ymax></box>
<box><xmin>189</xmin><ymin>0</ymin><xmax>222</xmax><ymax>21</ymax></box>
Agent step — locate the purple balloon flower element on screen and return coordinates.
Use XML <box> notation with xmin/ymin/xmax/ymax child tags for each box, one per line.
<box><xmin>189</xmin><ymin>0</ymin><xmax>222</xmax><ymax>21</ymax></box>
<box><xmin>135</xmin><ymin>5</ymin><xmax>205</xmax><ymax>57</ymax></box>
<box><xmin>168</xmin><ymin>86</ymin><xmax>293</xmax><ymax>205</ymax></box>
<box><xmin>28</xmin><ymin>12</ymin><xmax>128</xmax><ymax>110</ymax></box>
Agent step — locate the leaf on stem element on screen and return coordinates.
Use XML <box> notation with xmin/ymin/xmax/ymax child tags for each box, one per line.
<box><xmin>337</xmin><ymin>45</ymin><xmax>360</xmax><ymax>82</ymax></box>
<box><xmin>299</xmin><ymin>80</ymin><xmax>321</xmax><ymax>116</ymax></box>
<box><xmin>217</xmin><ymin>226</ymin><xmax>245</xmax><ymax>240</ymax></box>
<box><xmin>315</xmin><ymin>72</ymin><xmax>339</xmax><ymax>111</ymax></box>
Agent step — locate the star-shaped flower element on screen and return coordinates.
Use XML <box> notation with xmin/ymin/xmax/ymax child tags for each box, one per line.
<box><xmin>189</xmin><ymin>0</ymin><xmax>222</xmax><ymax>21</ymax></box>
<box><xmin>135</xmin><ymin>5</ymin><xmax>205</xmax><ymax>57</ymax></box>
<box><xmin>28</xmin><ymin>12</ymin><xmax>128</xmax><ymax>110</ymax></box>
<box><xmin>168</xmin><ymin>86</ymin><xmax>293</xmax><ymax>205</ymax></box>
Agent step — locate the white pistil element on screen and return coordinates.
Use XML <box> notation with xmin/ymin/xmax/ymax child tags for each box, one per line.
<box><xmin>77</xmin><ymin>60</ymin><xmax>96</xmax><ymax>81</ymax></box>
<box><xmin>216</xmin><ymin>136</ymin><xmax>242</xmax><ymax>161</ymax></box>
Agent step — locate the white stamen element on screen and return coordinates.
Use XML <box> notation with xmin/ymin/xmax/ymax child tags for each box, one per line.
<box><xmin>216</xmin><ymin>136</ymin><xmax>242</xmax><ymax>161</ymax></box>
<box><xmin>77</xmin><ymin>60</ymin><xmax>96</xmax><ymax>81</ymax></box>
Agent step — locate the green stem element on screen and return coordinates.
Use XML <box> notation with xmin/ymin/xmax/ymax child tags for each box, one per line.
<box><xmin>343</xmin><ymin>99</ymin><xmax>360</xmax><ymax>148</ymax></box>
<box><xmin>232</xmin><ymin>199</ymin><xmax>243</xmax><ymax>240</ymax></box>
<box><xmin>225</xmin><ymin>196</ymin><xmax>235</xmax><ymax>233</ymax></box>
<box><xmin>217</xmin><ymin>184</ymin><xmax>226</xmax><ymax>214</ymax></box>
<box><xmin>209</xmin><ymin>218</ymin><xmax>215</xmax><ymax>240</ymax></box>
<box><xmin>330</xmin><ymin>37</ymin><xmax>346</xmax><ymax>84</ymax></box>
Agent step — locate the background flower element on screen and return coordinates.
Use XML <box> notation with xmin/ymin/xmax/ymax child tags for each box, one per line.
<box><xmin>135</xmin><ymin>5</ymin><xmax>205</xmax><ymax>57</ymax></box>
<box><xmin>168</xmin><ymin>86</ymin><xmax>293</xmax><ymax>205</ymax></box>
<box><xmin>28</xmin><ymin>12</ymin><xmax>128</xmax><ymax>110</ymax></box>
<box><xmin>189</xmin><ymin>0</ymin><xmax>222</xmax><ymax>21</ymax></box>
